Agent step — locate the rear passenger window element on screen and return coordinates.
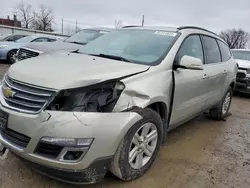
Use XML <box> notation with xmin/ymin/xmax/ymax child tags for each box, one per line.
<box><xmin>176</xmin><ymin>35</ymin><xmax>204</xmax><ymax>64</ymax></box>
<box><xmin>217</xmin><ymin>40</ymin><xmax>231</xmax><ymax>62</ymax></box>
<box><xmin>202</xmin><ymin>36</ymin><xmax>221</xmax><ymax>64</ymax></box>
<box><xmin>6</xmin><ymin>36</ymin><xmax>14</xmax><ymax>41</ymax></box>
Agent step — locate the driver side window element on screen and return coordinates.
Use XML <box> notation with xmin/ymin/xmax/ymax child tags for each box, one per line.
<box><xmin>176</xmin><ymin>35</ymin><xmax>204</xmax><ymax>64</ymax></box>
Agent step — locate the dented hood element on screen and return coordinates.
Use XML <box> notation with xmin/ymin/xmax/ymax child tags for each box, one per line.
<box><xmin>8</xmin><ymin>52</ymin><xmax>150</xmax><ymax>90</ymax></box>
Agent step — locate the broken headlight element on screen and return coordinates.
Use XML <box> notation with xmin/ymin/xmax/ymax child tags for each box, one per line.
<box><xmin>46</xmin><ymin>80</ymin><xmax>125</xmax><ymax>112</ymax></box>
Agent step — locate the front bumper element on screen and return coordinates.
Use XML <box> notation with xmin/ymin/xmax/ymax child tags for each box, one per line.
<box><xmin>235</xmin><ymin>77</ymin><xmax>250</xmax><ymax>94</ymax></box>
<box><xmin>16</xmin><ymin>154</ymin><xmax>113</xmax><ymax>184</ymax></box>
<box><xmin>0</xmin><ymin>99</ymin><xmax>142</xmax><ymax>183</ymax></box>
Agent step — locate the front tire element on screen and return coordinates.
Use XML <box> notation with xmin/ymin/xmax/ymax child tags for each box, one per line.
<box><xmin>210</xmin><ymin>87</ymin><xmax>233</xmax><ymax>120</ymax></box>
<box><xmin>7</xmin><ymin>50</ymin><xmax>17</xmax><ymax>64</ymax></box>
<box><xmin>109</xmin><ymin>108</ymin><xmax>163</xmax><ymax>181</ymax></box>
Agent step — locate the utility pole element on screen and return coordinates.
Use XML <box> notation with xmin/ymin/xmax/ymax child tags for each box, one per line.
<box><xmin>76</xmin><ymin>20</ymin><xmax>78</xmax><ymax>33</ymax></box>
<box><xmin>142</xmin><ymin>15</ymin><xmax>145</xmax><ymax>27</ymax></box>
<box><xmin>61</xmin><ymin>18</ymin><xmax>64</xmax><ymax>34</ymax></box>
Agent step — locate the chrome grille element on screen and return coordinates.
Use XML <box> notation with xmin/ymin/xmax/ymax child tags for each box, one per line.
<box><xmin>17</xmin><ymin>48</ymin><xmax>40</xmax><ymax>61</ymax></box>
<box><xmin>2</xmin><ymin>76</ymin><xmax>56</xmax><ymax>113</ymax></box>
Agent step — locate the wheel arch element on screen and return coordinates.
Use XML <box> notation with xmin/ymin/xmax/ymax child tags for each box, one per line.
<box><xmin>230</xmin><ymin>81</ymin><xmax>236</xmax><ymax>90</ymax></box>
<box><xmin>147</xmin><ymin>102</ymin><xmax>168</xmax><ymax>122</ymax></box>
<box><xmin>146</xmin><ymin>101</ymin><xmax>168</xmax><ymax>143</ymax></box>
<box><xmin>7</xmin><ymin>48</ymin><xmax>18</xmax><ymax>54</ymax></box>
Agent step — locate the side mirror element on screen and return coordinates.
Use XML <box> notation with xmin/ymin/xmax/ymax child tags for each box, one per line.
<box><xmin>178</xmin><ymin>55</ymin><xmax>203</xmax><ymax>70</ymax></box>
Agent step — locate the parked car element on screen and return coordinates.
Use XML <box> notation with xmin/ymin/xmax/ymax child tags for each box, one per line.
<box><xmin>0</xmin><ymin>26</ymin><xmax>237</xmax><ymax>184</ymax></box>
<box><xmin>0</xmin><ymin>35</ymin><xmax>58</xmax><ymax>64</ymax></box>
<box><xmin>0</xmin><ymin>34</ymin><xmax>27</xmax><ymax>42</ymax></box>
<box><xmin>231</xmin><ymin>49</ymin><xmax>250</xmax><ymax>94</ymax></box>
<box><xmin>16</xmin><ymin>28</ymin><xmax>113</xmax><ymax>62</ymax></box>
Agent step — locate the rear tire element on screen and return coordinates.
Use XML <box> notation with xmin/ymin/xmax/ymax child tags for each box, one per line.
<box><xmin>109</xmin><ymin>108</ymin><xmax>163</xmax><ymax>181</ymax></box>
<box><xmin>209</xmin><ymin>87</ymin><xmax>232</xmax><ymax>120</ymax></box>
<box><xmin>7</xmin><ymin>50</ymin><xmax>17</xmax><ymax>64</ymax></box>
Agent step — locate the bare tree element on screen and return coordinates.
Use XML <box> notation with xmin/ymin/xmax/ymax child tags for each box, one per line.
<box><xmin>219</xmin><ymin>29</ymin><xmax>249</xmax><ymax>49</ymax></box>
<box><xmin>114</xmin><ymin>20</ymin><xmax>123</xmax><ymax>29</ymax></box>
<box><xmin>32</xmin><ymin>4</ymin><xmax>54</xmax><ymax>31</ymax></box>
<box><xmin>15</xmin><ymin>2</ymin><xmax>34</xmax><ymax>28</ymax></box>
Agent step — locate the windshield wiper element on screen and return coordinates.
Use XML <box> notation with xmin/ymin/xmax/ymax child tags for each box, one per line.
<box><xmin>89</xmin><ymin>53</ymin><xmax>131</xmax><ymax>63</ymax></box>
<box><xmin>68</xmin><ymin>41</ymin><xmax>87</xmax><ymax>45</ymax></box>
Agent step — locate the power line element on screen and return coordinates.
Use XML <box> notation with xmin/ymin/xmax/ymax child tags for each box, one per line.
<box><xmin>61</xmin><ymin>18</ymin><xmax>63</xmax><ymax>34</ymax></box>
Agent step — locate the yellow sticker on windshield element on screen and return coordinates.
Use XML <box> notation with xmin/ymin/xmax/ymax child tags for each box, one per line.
<box><xmin>154</xmin><ymin>31</ymin><xmax>177</xmax><ymax>36</ymax></box>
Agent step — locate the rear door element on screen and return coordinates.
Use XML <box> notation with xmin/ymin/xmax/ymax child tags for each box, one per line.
<box><xmin>201</xmin><ymin>35</ymin><xmax>226</xmax><ymax>108</ymax></box>
<box><xmin>217</xmin><ymin>40</ymin><xmax>234</xmax><ymax>92</ymax></box>
<box><xmin>170</xmin><ymin>35</ymin><xmax>207</xmax><ymax>126</ymax></box>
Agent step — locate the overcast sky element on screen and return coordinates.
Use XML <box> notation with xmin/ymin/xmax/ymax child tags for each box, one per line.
<box><xmin>1</xmin><ymin>0</ymin><xmax>250</xmax><ymax>33</ymax></box>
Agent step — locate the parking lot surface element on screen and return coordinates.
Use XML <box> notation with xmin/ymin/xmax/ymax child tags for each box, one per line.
<box><xmin>0</xmin><ymin>63</ymin><xmax>250</xmax><ymax>188</ymax></box>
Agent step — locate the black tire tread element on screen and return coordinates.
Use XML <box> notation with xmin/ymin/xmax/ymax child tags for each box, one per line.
<box><xmin>7</xmin><ymin>49</ymin><xmax>18</xmax><ymax>64</ymax></box>
<box><xmin>210</xmin><ymin>87</ymin><xmax>232</xmax><ymax>121</ymax></box>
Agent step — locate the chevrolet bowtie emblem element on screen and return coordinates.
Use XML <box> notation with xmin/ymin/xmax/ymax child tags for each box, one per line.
<box><xmin>3</xmin><ymin>87</ymin><xmax>15</xmax><ymax>98</ymax></box>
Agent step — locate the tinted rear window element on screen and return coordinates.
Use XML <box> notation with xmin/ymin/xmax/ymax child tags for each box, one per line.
<box><xmin>217</xmin><ymin>40</ymin><xmax>231</xmax><ymax>62</ymax></box>
<box><xmin>202</xmin><ymin>36</ymin><xmax>221</xmax><ymax>64</ymax></box>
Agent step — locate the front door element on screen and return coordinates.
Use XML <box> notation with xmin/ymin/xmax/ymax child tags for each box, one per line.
<box><xmin>170</xmin><ymin>35</ymin><xmax>207</xmax><ymax>126</ymax></box>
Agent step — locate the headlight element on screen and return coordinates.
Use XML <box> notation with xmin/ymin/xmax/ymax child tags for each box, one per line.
<box><xmin>0</xmin><ymin>45</ymin><xmax>7</xmax><ymax>49</ymax></box>
<box><xmin>46</xmin><ymin>80</ymin><xmax>125</xmax><ymax>112</ymax></box>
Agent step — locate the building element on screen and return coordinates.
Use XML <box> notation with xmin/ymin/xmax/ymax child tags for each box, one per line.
<box><xmin>0</xmin><ymin>15</ymin><xmax>21</xmax><ymax>27</ymax></box>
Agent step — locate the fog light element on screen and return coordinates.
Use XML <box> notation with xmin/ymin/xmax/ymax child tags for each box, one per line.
<box><xmin>63</xmin><ymin>151</ymin><xmax>84</xmax><ymax>161</ymax></box>
<box><xmin>41</xmin><ymin>137</ymin><xmax>94</xmax><ymax>147</ymax></box>
<box><xmin>59</xmin><ymin>148</ymin><xmax>88</xmax><ymax>162</ymax></box>
<box><xmin>40</xmin><ymin>137</ymin><xmax>93</xmax><ymax>162</ymax></box>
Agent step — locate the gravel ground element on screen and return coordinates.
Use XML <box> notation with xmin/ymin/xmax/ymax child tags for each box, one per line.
<box><xmin>0</xmin><ymin>63</ymin><xmax>250</xmax><ymax>188</ymax></box>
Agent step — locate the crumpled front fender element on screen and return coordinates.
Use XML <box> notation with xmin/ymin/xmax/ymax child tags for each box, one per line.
<box><xmin>113</xmin><ymin>70</ymin><xmax>173</xmax><ymax>112</ymax></box>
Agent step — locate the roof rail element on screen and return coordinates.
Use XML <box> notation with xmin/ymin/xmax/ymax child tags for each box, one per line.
<box><xmin>177</xmin><ymin>26</ymin><xmax>219</xmax><ymax>37</ymax></box>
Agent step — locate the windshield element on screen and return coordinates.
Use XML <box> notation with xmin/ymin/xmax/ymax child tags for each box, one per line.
<box><xmin>232</xmin><ymin>50</ymin><xmax>250</xmax><ymax>61</ymax></box>
<box><xmin>16</xmin><ymin>36</ymin><xmax>36</xmax><ymax>43</ymax></box>
<box><xmin>78</xmin><ymin>29</ymin><xmax>178</xmax><ymax>65</ymax></box>
<box><xmin>65</xmin><ymin>29</ymin><xmax>109</xmax><ymax>45</ymax></box>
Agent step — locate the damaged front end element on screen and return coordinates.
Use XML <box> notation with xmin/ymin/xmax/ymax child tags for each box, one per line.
<box><xmin>46</xmin><ymin>80</ymin><xmax>125</xmax><ymax>113</ymax></box>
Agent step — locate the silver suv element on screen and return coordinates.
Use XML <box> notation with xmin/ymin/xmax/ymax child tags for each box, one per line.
<box><xmin>231</xmin><ymin>49</ymin><xmax>250</xmax><ymax>94</ymax></box>
<box><xmin>0</xmin><ymin>26</ymin><xmax>237</xmax><ymax>184</ymax></box>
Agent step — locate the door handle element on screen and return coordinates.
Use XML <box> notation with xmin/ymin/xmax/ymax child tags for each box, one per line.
<box><xmin>203</xmin><ymin>74</ymin><xmax>209</xmax><ymax>80</ymax></box>
<box><xmin>223</xmin><ymin>70</ymin><xmax>228</xmax><ymax>75</ymax></box>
